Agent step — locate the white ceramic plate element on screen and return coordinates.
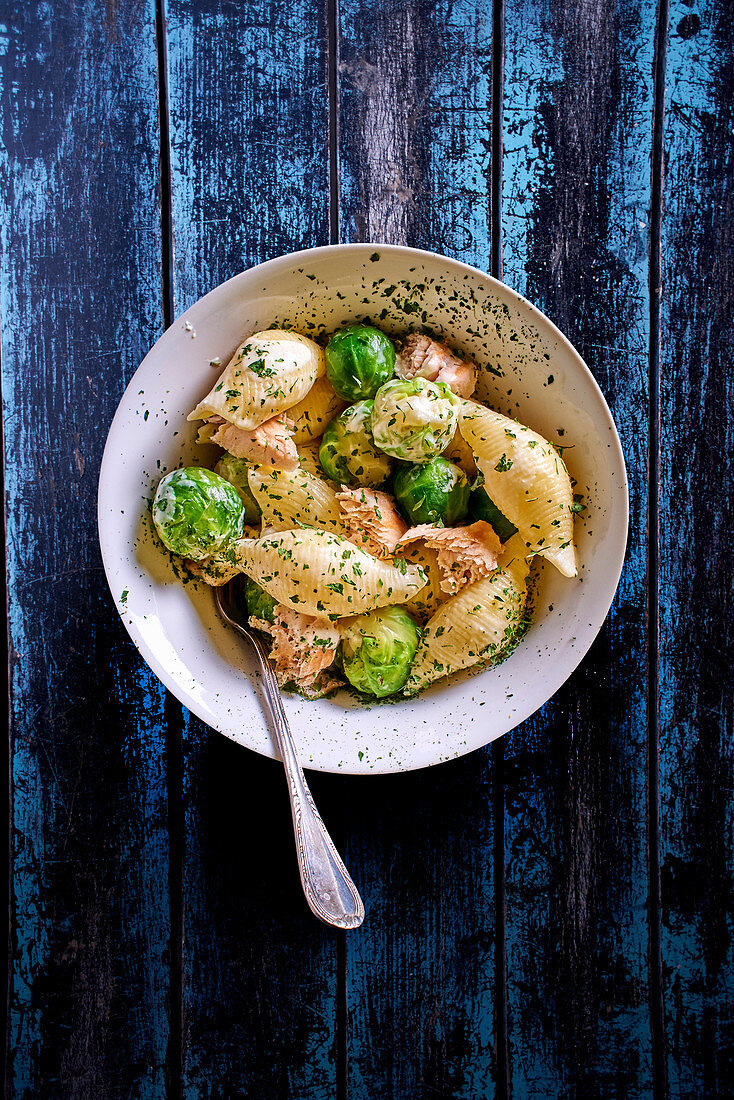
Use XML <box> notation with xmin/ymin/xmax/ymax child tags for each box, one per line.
<box><xmin>98</xmin><ymin>244</ymin><xmax>628</xmax><ymax>774</ymax></box>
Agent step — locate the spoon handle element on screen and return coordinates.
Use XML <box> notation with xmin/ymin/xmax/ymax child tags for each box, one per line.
<box><xmin>249</xmin><ymin>632</ymin><xmax>365</xmax><ymax>929</ymax></box>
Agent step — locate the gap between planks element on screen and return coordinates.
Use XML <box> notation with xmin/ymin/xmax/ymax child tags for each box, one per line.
<box><xmin>2</xmin><ymin>338</ymin><xmax>11</xmax><ymax>1100</ymax></box>
<box><xmin>648</xmin><ymin>0</ymin><xmax>670</xmax><ymax>1096</ymax></box>
<box><xmin>491</xmin><ymin>0</ymin><xmax>510</xmax><ymax>1095</ymax></box>
<box><xmin>328</xmin><ymin>0</ymin><xmax>341</xmax><ymax>246</ymax></box>
<box><xmin>155</xmin><ymin>1</ymin><xmax>185</xmax><ymax>1096</ymax></box>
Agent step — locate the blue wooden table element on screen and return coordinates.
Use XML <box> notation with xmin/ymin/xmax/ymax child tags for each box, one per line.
<box><xmin>2</xmin><ymin>0</ymin><xmax>732</xmax><ymax>1096</ymax></box>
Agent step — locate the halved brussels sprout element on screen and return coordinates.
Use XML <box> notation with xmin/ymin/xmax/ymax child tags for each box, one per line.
<box><xmin>371</xmin><ymin>377</ymin><xmax>459</xmax><ymax>463</ymax></box>
<box><xmin>152</xmin><ymin>467</ymin><xmax>245</xmax><ymax>560</ymax></box>
<box><xmin>341</xmin><ymin>605</ymin><xmax>420</xmax><ymax>697</ymax></box>
<box><xmin>469</xmin><ymin>485</ymin><xmax>518</xmax><ymax>542</ymax></box>
<box><xmin>319</xmin><ymin>400</ymin><xmax>393</xmax><ymax>487</ymax></box>
<box><xmin>214</xmin><ymin>454</ymin><xmax>261</xmax><ymax>523</ymax></box>
<box><xmin>393</xmin><ymin>457</ymin><xmax>470</xmax><ymax>526</ymax></box>
<box><xmin>245</xmin><ymin>576</ymin><xmax>277</xmax><ymax>624</ymax></box>
<box><xmin>325</xmin><ymin>324</ymin><xmax>396</xmax><ymax>401</ymax></box>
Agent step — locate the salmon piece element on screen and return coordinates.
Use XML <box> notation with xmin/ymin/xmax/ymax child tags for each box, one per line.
<box><xmin>206</xmin><ymin>413</ymin><xmax>298</xmax><ymax>470</ymax></box>
<box><xmin>336</xmin><ymin>487</ymin><xmax>408</xmax><ymax>558</ymax></box>
<box><xmin>398</xmin><ymin>520</ymin><xmax>502</xmax><ymax>594</ymax></box>
<box><xmin>399</xmin><ymin>543</ymin><xmax>444</xmax><ymax>623</ymax></box>
<box><xmin>250</xmin><ymin>606</ymin><xmax>341</xmax><ymax>698</ymax></box>
<box><xmin>396</xmin><ymin>334</ymin><xmax>476</xmax><ymax>398</ymax></box>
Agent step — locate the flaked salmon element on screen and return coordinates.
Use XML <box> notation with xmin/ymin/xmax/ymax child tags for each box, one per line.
<box><xmin>336</xmin><ymin>487</ymin><xmax>408</xmax><ymax>558</ymax></box>
<box><xmin>203</xmin><ymin>413</ymin><xmax>298</xmax><ymax>470</ymax></box>
<box><xmin>398</xmin><ymin>520</ymin><xmax>502</xmax><ymax>594</ymax></box>
<box><xmin>250</xmin><ymin>606</ymin><xmax>341</xmax><ymax>698</ymax></box>
<box><xmin>396</xmin><ymin>334</ymin><xmax>476</xmax><ymax>398</ymax></box>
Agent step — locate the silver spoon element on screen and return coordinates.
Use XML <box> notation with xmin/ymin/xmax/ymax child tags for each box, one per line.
<box><xmin>214</xmin><ymin>582</ymin><xmax>365</xmax><ymax>929</ymax></box>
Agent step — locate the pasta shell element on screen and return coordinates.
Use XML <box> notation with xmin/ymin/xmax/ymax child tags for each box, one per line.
<box><xmin>443</xmin><ymin>427</ymin><xmax>477</xmax><ymax>477</ymax></box>
<box><xmin>404</xmin><ymin>537</ymin><xmax>530</xmax><ymax>694</ymax></box>
<box><xmin>247</xmin><ymin>466</ymin><xmax>347</xmax><ymax>536</ymax></box>
<box><xmin>288</xmin><ymin>375</ymin><xmax>346</xmax><ymax>444</ymax></box>
<box><xmin>188</xmin><ymin>330</ymin><xmax>325</xmax><ymax>431</ymax></box>
<box><xmin>235</xmin><ymin>529</ymin><xmax>427</xmax><ymax>617</ymax></box>
<box><xmin>296</xmin><ymin>440</ymin><xmax>324</xmax><ymax>477</ymax></box>
<box><xmin>459</xmin><ymin>400</ymin><xmax>577</xmax><ymax>577</ymax></box>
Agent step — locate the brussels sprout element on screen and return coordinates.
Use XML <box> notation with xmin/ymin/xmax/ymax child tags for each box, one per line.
<box><xmin>214</xmin><ymin>454</ymin><xmax>261</xmax><ymax>523</ymax></box>
<box><xmin>341</xmin><ymin>606</ymin><xmax>420</xmax><ymax>697</ymax></box>
<box><xmin>372</xmin><ymin>377</ymin><xmax>459</xmax><ymax>463</ymax></box>
<box><xmin>469</xmin><ymin>485</ymin><xmax>518</xmax><ymax>542</ymax></box>
<box><xmin>152</xmin><ymin>467</ymin><xmax>245</xmax><ymax>560</ymax></box>
<box><xmin>393</xmin><ymin>457</ymin><xmax>470</xmax><ymax>526</ymax></box>
<box><xmin>245</xmin><ymin>576</ymin><xmax>277</xmax><ymax>624</ymax></box>
<box><xmin>319</xmin><ymin>400</ymin><xmax>393</xmax><ymax>487</ymax></box>
<box><xmin>325</xmin><ymin>324</ymin><xmax>396</xmax><ymax>401</ymax></box>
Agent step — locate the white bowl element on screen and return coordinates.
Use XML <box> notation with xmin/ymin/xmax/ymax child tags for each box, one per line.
<box><xmin>98</xmin><ymin>244</ymin><xmax>627</xmax><ymax>775</ymax></box>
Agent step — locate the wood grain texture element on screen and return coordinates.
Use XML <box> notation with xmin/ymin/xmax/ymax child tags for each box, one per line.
<box><xmin>167</xmin><ymin>0</ymin><xmax>331</xmax><ymax>312</ymax></box>
<box><xmin>502</xmin><ymin>0</ymin><xmax>655</xmax><ymax>1093</ymax></box>
<box><xmin>179</xmin><ymin>720</ymin><xmax>341</xmax><ymax>1099</ymax></box>
<box><xmin>338</xmin><ymin>0</ymin><xmax>494</xmax><ymax>267</ymax></box>
<box><xmin>0</xmin><ymin>1</ymin><xmax>170</xmax><ymax>1096</ymax></box>
<box><xmin>4</xmin><ymin>0</ymin><xmax>733</xmax><ymax>1095</ymax></box>
<box><xmin>338</xmin><ymin>763</ymin><xmax>500</xmax><ymax>1099</ymax></box>
<box><xmin>163</xmin><ymin>2</ymin><xmax>338</xmax><ymax>1095</ymax></box>
<box><xmin>659</xmin><ymin>2</ymin><xmax>734</xmax><ymax>1094</ymax></box>
<box><xmin>337</xmin><ymin>1</ymin><xmax>500</xmax><ymax>1094</ymax></box>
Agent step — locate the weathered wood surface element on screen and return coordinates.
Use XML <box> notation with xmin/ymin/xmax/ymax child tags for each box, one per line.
<box><xmin>3</xmin><ymin>0</ymin><xmax>734</xmax><ymax>1096</ymax></box>
<box><xmin>0</xmin><ymin>1</ymin><xmax>171</xmax><ymax>1096</ymax></box>
<box><xmin>501</xmin><ymin>0</ymin><xmax>656</xmax><ymax>1094</ymax></box>
<box><xmin>659</xmin><ymin>1</ymin><xmax>734</xmax><ymax>1095</ymax></box>
<box><xmin>338</xmin><ymin>0</ymin><xmax>494</xmax><ymax>267</ymax></box>
<box><xmin>339</xmin><ymin>762</ymin><xmax>500</xmax><ymax>1098</ymax></box>
<box><xmin>164</xmin><ymin>2</ymin><xmax>339</xmax><ymax>1096</ymax></box>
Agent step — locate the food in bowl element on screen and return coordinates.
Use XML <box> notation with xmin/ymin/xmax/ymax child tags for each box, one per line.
<box><xmin>151</xmin><ymin>323</ymin><xmax>580</xmax><ymax>701</ymax></box>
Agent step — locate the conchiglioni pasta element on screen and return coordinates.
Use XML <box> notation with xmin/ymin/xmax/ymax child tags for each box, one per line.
<box><xmin>247</xmin><ymin>466</ymin><xmax>347</xmax><ymax>536</ymax></box>
<box><xmin>235</xmin><ymin>529</ymin><xmax>428</xmax><ymax>617</ymax></box>
<box><xmin>399</xmin><ymin>544</ymin><xmax>444</xmax><ymax>623</ymax></box>
<box><xmin>296</xmin><ymin>440</ymin><xmax>324</xmax><ymax>477</ymax></box>
<box><xmin>188</xmin><ymin>330</ymin><xmax>324</xmax><ymax>431</ymax></box>
<box><xmin>458</xmin><ymin>400</ymin><xmax>577</xmax><ymax>577</ymax></box>
<box><xmin>443</xmin><ymin>426</ymin><xmax>477</xmax><ymax>477</ymax></box>
<box><xmin>404</xmin><ymin>535</ymin><xmax>531</xmax><ymax>694</ymax></box>
<box><xmin>288</xmin><ymin>375</ymin><xmax>346</xmax><ymax>444</ymax></box>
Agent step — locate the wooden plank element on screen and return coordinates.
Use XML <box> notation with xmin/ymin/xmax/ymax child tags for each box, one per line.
<box><xmin>0</xmin><ymin>2</ymin><xmax>171</xmax><ymax>1095</ymax></box>
<box><xmin>338</xmin><ymin>0</ymin><xmax>494</xmax><ymax>268</ymax></box>
<box><xmin>338</xmin><ymin>762</ymin><xmax>499</xmax><ymax>1098</ymax></box>
<box><xmin>659</xmin><ymin>2</ymin><xmax>734</xmax><ymax>1094</ymax></box>
<box><xmin>337</xmin><ymin>1</ymin><xmax>501</xmax><ymax>1095</ymax></box>
<box><xmin>179</xmin><ymin>719</ymin><xmax>341</xmax><ymax>1098</ymax></box>
<box><xmin>501</xmin><ymin>0</ymin><xmax>656</xmax><ymax>1093</ymax></box>
<box><xmin>163</xmin><ymin>3</ymin><xmax>339</xmax><ymax>1095</ymax></box>
<box><xmin>167</xmin><ymin>0</ymin><xmax>331</xmax><ymax>303</ymax></box>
